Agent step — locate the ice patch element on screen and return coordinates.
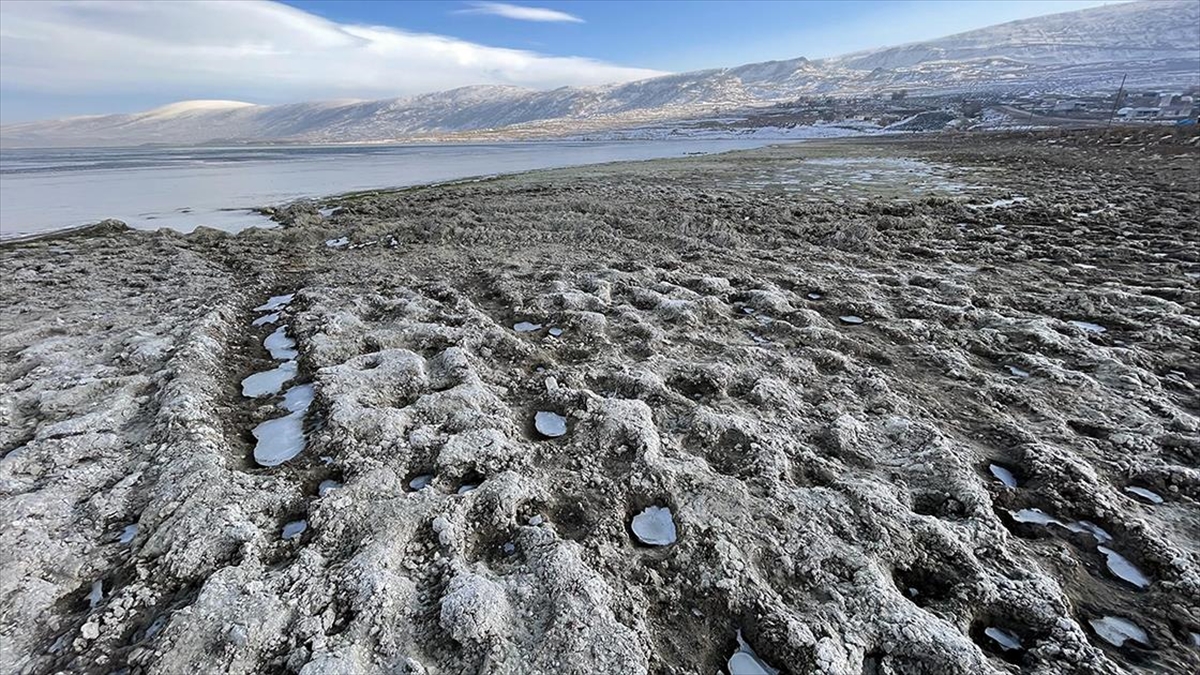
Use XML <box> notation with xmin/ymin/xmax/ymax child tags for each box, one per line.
<box><xmin>513</xmin><ymin>321</ymin><xmax>542</xmax><ymax>333</ymax></box>
<box><xmin>457</xmin><ymin>484</ymin><xmax>478</xmax><ymax>495</ymax></box>
<box><xmin>727</xmin><ymin>630</ymin><xmax>778</xmax><ymax>675</ymax></box>
<box><xmin>409</xmin><ymin>474</ymin><xmax>433</xmax><ymax>491</ymax></box>
<box><xmin>631</xmin><ymin>506</ymin><xmax>677</xmax><ymax>546</ymax></box>
<box><xmin>839</xmin><ymin>315</ymin><xmax>865</xmax><ymax>325</ymax></box>
<box><xmin>87</xmin><ymin>580</ymin><xmax>104</xmax><ymax>609</ymax></box>
<box><xmin>1070</xmin><ymin>320</ymin><xmax>1107</xmax><ymax>334</ymax></box>
<box><xmin>972</xmin><ymin>196</ymin><xmax>1028</xmax><ymax>209</ymax></box>
<box><xmin>241</xmin><ymin>360</ymin><xmax>298</xmax><ymax>398</ymax></box>
<box><xmin>252</xmin><ymin>384</ymin><xmax>313</xmax><ymax>467</ymax></box>
<box><xmin>1124</xmin><ymin>486</ymin><xmax>1163</xmax><ymax>504</ymax></box>
<box><xmin>984</xmin><ymin>627</ymin><xmax>1023</xmax><ymax>651</ymax></box>
<box><xmin>325</xmin><ymin>237</ymin><xmax>349</xmax><ymax>248</ymax></box>
<box><xmin>1006</xmin><ymin>365</ymin><xmax>1030</xmax><ymax>378</ymax></box>
<box><xmin>1089</xmin><ymin>616</ymin><xmax>1149</xmax><ymax>648</ymax></box>
<box><xmin>264</xmin><ymin>326</ymin><xmax>299</xmax><ymax>360</ymax></box>
<box><xmin>318</xmin><ymin>479</ymin><xmax>341</xmax><ymax>497</ymax></box>
<box><xmin>281</xmin><ymin>519</ymin><xmax>308</xmax><ymax>540</ymax></box>
<box><xmin>806</xmin><ymin>292</ymin><xmax>823</xmax><ymax>300</ymax></box>
<box><xmin>989</xmin><ymin>464</ymin><xmax>1018</xmax><ymax>488</ymax></box>
<box><xmin>118</xmin><ymin>523</ymin><xmax>139</xmax><ymax>545</ymax></box>
<box><xmin>1066</xmin><ymin>520</ymin><xmax>1112</xmax><ymax>544</ymax></box>
<box><xmin>1097</xmin><ymin>546</ymin><xmax>1150</xmax><ymax>589</ymax></box>
<box><xmin>254</xmin><ymin>294</ymin><xmax>293</xmax><ymax>312</ymax></box>
<box><xmin>1010</xmin><ymin>508</ymin><xmax>1060</xmax><ymax>526</ymax></box>
<box><xmin>534</xmin><ymin>411</ymin><xmax>568</xmax><ymax>438</ymax></box>
<box><xmin>252</xmin><ymin>312</ymin><xmax>279</xmax><ymax>326</ymax></box>
<box><xmin>548</xmin><ymin>327</ymin><xmax>564</xmax><ymax>337</ymax></box>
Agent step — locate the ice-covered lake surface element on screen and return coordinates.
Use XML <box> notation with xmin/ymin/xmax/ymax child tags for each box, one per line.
<box><xmin>0</xmin><ymin>140</ymin><xmax>787</xmax><ymax>239</ymax></box>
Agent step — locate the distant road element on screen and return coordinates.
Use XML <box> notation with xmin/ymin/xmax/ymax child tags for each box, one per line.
<box><xmin>992</xmin><ymin>105</ymin><xmax>1108</xmax><ymax>127</ymax></box>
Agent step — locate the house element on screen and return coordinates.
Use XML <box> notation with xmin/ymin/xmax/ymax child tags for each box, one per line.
<box><xmin>1052</xmin><ymin>100</ymin><xmax>1088</xmax><ymax>113</ymax></box>
<box><xmin>1117</xmin><ymin>106</ymin><xmax>1160</xmax><ymax>120</ymax></box>
<box><xmin>1158</xmin><ymin>94</ymin><xmax>1195</xmax><ymax>119</ymax></box>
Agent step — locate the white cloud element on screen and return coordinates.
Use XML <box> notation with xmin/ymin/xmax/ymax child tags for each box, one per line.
<box><xmin>458</xmin><ymin>2</ymin><xmax>585</xmax><ymax>23</ymax></box>
<box><xmin>0</xmin><ymin>0</ymin><xmax>659</xmax><ymax>106</ymax></box>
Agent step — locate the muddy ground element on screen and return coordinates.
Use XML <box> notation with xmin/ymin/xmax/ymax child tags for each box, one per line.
<box><xmin>1</xmin><ymin>128</ymin><xmax>1198</xmax><ymax>675</ymax></box>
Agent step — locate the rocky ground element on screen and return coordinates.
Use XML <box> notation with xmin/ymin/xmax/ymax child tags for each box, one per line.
<box><xmin>1</xmin><ymin>127</ymin><xmax>1198</xmax><ymax>675</ymax></box>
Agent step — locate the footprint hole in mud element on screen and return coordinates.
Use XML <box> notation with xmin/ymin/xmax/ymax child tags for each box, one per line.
<box><xmin>969</xmin><ymin>618</ymin><xmax>1034</xmax><ymax>665</ymax></box>
<box><xmin>309</xmin><ymin>467</ymin><xmax>345</xmax><ymax>497</ymax></box>
<box><xmin>551</xmin><ymin>344</ymin><xmax>598</xmax><ymax>366</ymax></box>
<box><xmin>529</xmin><ymin>409</ymin><xmax>569</xmax><ymax>439</ymax></box>
<box><xmin>1081</xmin><ymin>609</ymin><xmax>1153</xmax><ymax>653</ymax></box>
<box><xmin>668</xmin><ymin>371</ymin><xmax>726</xmax><ymax>402</ymax></box>
<box><xmin>467</xmin><ymin>527</ymin><xmax>525</xmax><ymax>568</ymax></box>
<box><xmin>406</xmin><ymin>471</ymin><xmax>436</xmax><ymax>492</ymax></box>
<box><xmin>994</xmin><ymin>506</ymin><xmax>1068</xmax><ymax>541</ymax></box>
<box><xmin>983</xmin><ymin>461</ymin><xmax>1022</xmax><ymax>489</ymax></box>
<box><xmin>893</xmin><ymin>564</ymin><xmax>962</xmax><ymax>607</ymax></box>
<box><xmin>698</xmin><ymin>428</ymin><xmax>758</xmax><ymax>479</ymax></box>
<box><xmin>322</xmin><ymin>600</ymin><xmax>359</xmax><ymax>637</ymax></box>
<box><xmin>1067</xmin><ymin>419</ymin><xmax>1110</xmax><ymax>441</ymax></box>
<box><xmin>626</xmin><ymin>496</ymin><xmax>679</xmax><ymax>548</ymax></box>
<box><xmin>549</xmin><ymin>495</ymin><xmax>600</xmax><ymax>542</ymax></box>
<box><xmin>454</xmin><ymin>470</ymin><xmax>486</xmax><ymax>495</ymax></box>
<box><xmin>123</xmin><ymin>582</ymin><xmax>202</xmax><ymax>647</ymax></box>
<box><xmin>911</xmin><ymin>490</ymin><xmax>969</xmax><ymax>521</ymax></box>
<box><xmin>1124</xmin><ymin>485</ymin><xmax>1165</xmax><ymax>505</ymax></box>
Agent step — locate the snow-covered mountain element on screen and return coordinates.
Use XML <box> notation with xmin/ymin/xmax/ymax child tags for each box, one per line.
<box><xmin>3</xmin><ymin>0</ymin><xmax>1196</xmax><ymax>148</ymax></box>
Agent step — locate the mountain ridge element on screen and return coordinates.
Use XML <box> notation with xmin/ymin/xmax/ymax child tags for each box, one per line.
<box><xmin>4</xmin><ymin>0</ymin><xmax>1197</xmax><ymax>148</ymax></box>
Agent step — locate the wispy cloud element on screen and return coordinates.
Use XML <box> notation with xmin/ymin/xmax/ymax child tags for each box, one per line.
<box><xmin>458</xmin><ymin>2</ymin><xmax>585</xmax><ymax>24</ymax></box>
<box><xmin>0</xmin><ymin>0</ymin><xmax>657</xmax><ymax>119</ymax></box>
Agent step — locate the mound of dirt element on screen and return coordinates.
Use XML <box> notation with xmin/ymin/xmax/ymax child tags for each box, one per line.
<box><xmin>2</xmin><ymin>130</ymin><xmax>1197</xmax><ymax>674</ymax></box>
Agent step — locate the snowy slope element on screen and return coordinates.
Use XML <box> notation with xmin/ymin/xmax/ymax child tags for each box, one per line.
<box><xmin>2</xmin><ymin>0</ymin><xmax>1196</xmax><ymax>147</ymax></box>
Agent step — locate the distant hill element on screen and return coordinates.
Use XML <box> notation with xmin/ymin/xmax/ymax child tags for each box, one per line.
<box><xmin>3</xmin><ymin>0</ymin><xmax>1197</xmax><ymax>148</ymax></box>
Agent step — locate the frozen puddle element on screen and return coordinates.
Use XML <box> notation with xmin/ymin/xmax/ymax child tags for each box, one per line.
<box><xmin>806</xmin><ymin>291</ymin><xmax>823</xmax><ymax>300</ymax></box>
<box><xmin>1097</xmin><ymin>546</ymin><xmax>1150</xmax><ymax>589</ymax></box>
<box><xmin>457</xmin><ymin>484</ymin><xmax>478</xmax><ymax>495</ymax></box>
<box><xmin>118</xmin><ymin>523</ymin><xmax>139</xmax><ymax>545</ymax></box>
<box><xmin>1009</xmin><ymin>507</ymin><xmax>1149</xmax><ymax>588</ymax></box>
<box><xmin>1125</xmin><ymin>486</ymin><xmax>1164</xmax><ymax>504</ymax></box>
<box><xmin>1010</xmin><ymin>508</ymin><xmax>1059</xmax><ymax>527</ymax></box>
<box><xmin>318</xmin><ymin>479</ymin><xmax>342</xmax><ymax>497</ymax></box>
<box><xmin>87</xmin><ymin>580</ymin><xmax>104</xmax><ymax>609</ymax></box>
<box><xmin>728</xmin><ymin>630</ymin><xmax>778</xmax><ymax>675</ymax></box>
<box><xmin>252</xmin><ymin>312</ymin><xmax>279</xmax><ymax>327</ymax></box>
<box><xmin>1089</xmin><ymin>616</ymin><xmax>1149</xmax><ymax>648</ymax></box>
<box><xmin>1006</xmin><ymin>365</ymin><xmax>1031</xmax><ymax>378</ymax></box>
<box><xmin>264</xmin><ymin>327</ymin><xmax>299</xmax><ymax>360</ymax></box>
<box><xmin>989</xmin><ymin>464</ymin><xmax>1019</xmax><ymax>488</ymax></box>
<box><xmin>548</xmin><ymin>327</ymin><xmax>564</xmax><ymax>337</ymax></box>
<box><xmin>983</xmin><ymin>626</ymin><xmax>1023</xmax><ymax>652</ymax></box>
<box><xmin>839</xmin><ymin>315</ymin><xmax>864</xmax><ymax>325</ymax></box>
<box><xmin>281</xmin><ymin>519</ymin><xmax>308</xmax><ymax>540</ymax></box>
<box><xmin>254</xmin><ymin>294</ymin><xmax>294</xmax><ymax>312</ymax></box>
<box><xmin>513</xmin><ymin>321</ymin><xmax>543</xmax><ymax>333</ymax></box>
<box><xmin>534</xmin><ymin>411</ymin><xmax>568</xmax><ymax>438</ymax></box>
<box><xmin>631</xmin><ymin>506</ymin><xmax>677</xmax><ymax>546</ymax></box>
<box><xmin>1070</xmin><ymin>320</ymin><xmax>1107</xmax><ymax>334</ymax></box>
<box><xmin>409</xmin><ymin>474</ymin><xmax>433</xmax><ymax>491</ymax></box>
<box><xmin>241</xmin><ymin>360</ymin><xmax>298</xmax><ymax>398</ymax></box>
<box><xmin>252</xmin><ymin>384</ymin><xmax>314</xmax><ymax>467</ymax></box>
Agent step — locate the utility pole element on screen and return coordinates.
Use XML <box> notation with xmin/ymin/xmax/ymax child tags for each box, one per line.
<box><xmin>1106</xmin><ymin>73</ymin><xmax>1127</xmax><ymax>130</ymax></box>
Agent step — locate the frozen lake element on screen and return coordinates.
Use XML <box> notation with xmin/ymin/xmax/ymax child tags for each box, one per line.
<box><xmin>0</xmin><ymin>140</ymin><xmax>777</xmax><ymax>239</ymax></box>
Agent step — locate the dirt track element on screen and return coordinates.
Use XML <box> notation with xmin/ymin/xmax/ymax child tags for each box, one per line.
<box><xmin>2</xmin><ymin>128</ymin><xmax>1198</xmax><ymax>675</ymax></box>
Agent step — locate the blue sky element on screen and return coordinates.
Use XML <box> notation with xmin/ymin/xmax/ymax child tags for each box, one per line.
<box><xmin>282</xmin><ymin>1</ymin><xmax>1121</xmax><ymax>71</ymax></box>
<box><xmin>0</xmin><ymin>0</ymin><xmax>1125</xmax><ymax>122</ymax></box>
